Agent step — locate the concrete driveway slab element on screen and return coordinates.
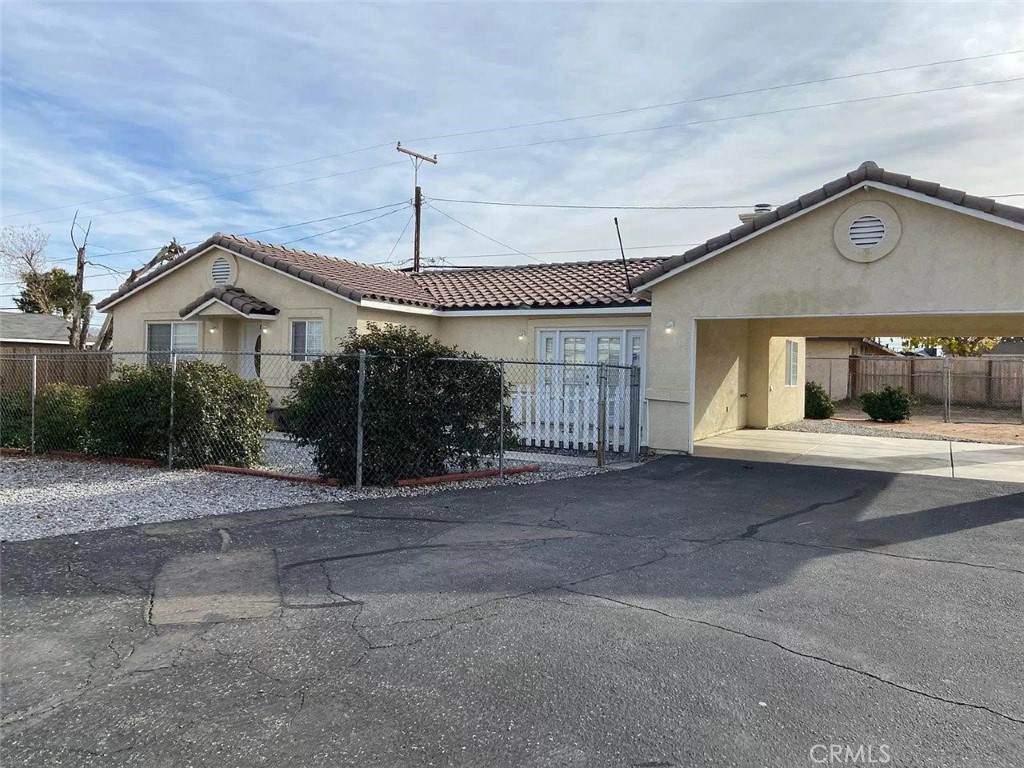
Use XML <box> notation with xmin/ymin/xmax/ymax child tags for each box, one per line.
<box><xmin>696</xmin><ymin>429</ymin><xmax>1024</xmax><ymax>483</ymax></box>
<box><xmin>2</xmin><ymin>457</ymin><xmax>1022</xmax><ymax>767</ymax></box>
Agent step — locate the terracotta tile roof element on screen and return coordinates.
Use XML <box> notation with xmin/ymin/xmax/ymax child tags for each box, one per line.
<box><xmin>98</xmin><ymin>233</ymin><xmax>437</xmax><ymax>311</ymax></box>
<box><xmin>179</xmin><ymin>286</ymin><xmax>279</xmax><ymax>318</ymax></box>
<box><xmin>633</xmin><ymin>160</ymin><xmax>1024</xmax><ymax>289</ymax></box>
<box><xmin>413</xmin><ymin>258</ymin><xmax>662</xmax><ymax>309</ymax></box>
<box><xmin>98</xmin><ymin>232</ymin><xmax>663</xmax><ymax>312</ymax></box>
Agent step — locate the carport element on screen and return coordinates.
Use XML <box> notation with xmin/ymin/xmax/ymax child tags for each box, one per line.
<box><xmin>632</xmin><ymin>162</ymin><xmax>1024</xmax><ymax>454</ymax></box>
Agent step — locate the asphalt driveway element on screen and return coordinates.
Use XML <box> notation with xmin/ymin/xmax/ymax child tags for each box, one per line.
<box><xmin>2</xmin><ymin>457</ymin><xmax>1022</xmax><ymax>767</ymax></box>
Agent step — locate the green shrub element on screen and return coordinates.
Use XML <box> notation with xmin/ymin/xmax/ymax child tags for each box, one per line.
<box><xmin>87</xmin><ymin>360</ymin><xmax>271</xmax><ymax>467</ymax></box>
<box><xmin>285</xmin><ymin>324</ymin><xmax>516</xmax><ymax>485</ymax></box>
<box><xmin>861</xmin><ymin>385</ymin><xmax>912</xmax><ymax>422</ymax></box>
<box><xmin>804</xmin><ymin>381</ymin><xmax>835</xmax><ymax>419</ymax></box>
<box><xmin>36</xmin><ymin>383</ymin><xmax>91</xmax><ymax>452</ymax></box>
<box><xmin>0</xmin><ymin>391</ymin><xmax>31</xmax><ymax>448</ymax></box>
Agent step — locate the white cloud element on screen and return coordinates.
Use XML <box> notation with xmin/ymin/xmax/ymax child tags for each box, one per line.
<box><xmin>1</xmin><ymin>1</ymin><xmax>1021</xmax><ymax>314</ymax></box>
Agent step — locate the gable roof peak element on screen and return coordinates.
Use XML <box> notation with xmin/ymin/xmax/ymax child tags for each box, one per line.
<box><xmin>631</xmin><ymin>161</ymin><xmax>1024</xmax><ymax>290</ymax></box>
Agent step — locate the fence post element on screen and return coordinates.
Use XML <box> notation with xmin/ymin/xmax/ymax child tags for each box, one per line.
<box><xmin>629</xmin><ymin>365</ymin><xmax>642</xmax><ymax>462</ymax></box>
<box><xmin>355</xmin><ymin>349</ymin><xmax>366</xmax><ymax>491</ymax></box>
<box><xmin>1020</xmin><ymin>358</ymin><xmax>1024</xmax><ymax>426</ymax></box>
<box><xmin>29</xmin><ymin>354</ymin><xmax>38</xmax><ymax>455</ymax></box>
<box><xmin>167</xmin><ymin>353</ymin><xmax>177</xmax><ymax>469</ymax></box>
<box><xmin>498</xmin><ymin>360</ymin><xmax>506</xmax><ymax>480</ymax></box>
<box><xmin>596</xmin><ymin>363</ymin><xmax>607</xmax><ymax>468</ymax></box>
<box><xmin>942</xmin><ymin>355</ymin><xmax>951</xmax><ymax>423</ymax></box>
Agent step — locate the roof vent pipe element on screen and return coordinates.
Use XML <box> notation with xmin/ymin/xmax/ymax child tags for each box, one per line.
<box><xmin>738</xmin><ymin>203</ymin><xmax>773</xmax><ymax>224</ymax></box>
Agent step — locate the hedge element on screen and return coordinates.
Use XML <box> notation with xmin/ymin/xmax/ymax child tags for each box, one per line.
<box><xmin>1</xmin><ymin>362</ymin><xmax>270</xmax><ymax>467</ymax></box>
<box><xmin>285</xmin><ymin>324</ymin><xmax>516</xmax><ymax>485</ymax></box>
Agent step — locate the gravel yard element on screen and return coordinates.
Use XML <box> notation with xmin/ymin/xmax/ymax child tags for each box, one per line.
<box><xmin>0</xmin><ymin>455</ymin><xmax>609</xmax><ymax>542</ymax></box>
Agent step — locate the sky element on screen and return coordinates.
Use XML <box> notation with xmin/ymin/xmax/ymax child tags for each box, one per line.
<box><xmin>1</xmin><ymin>1</ymin><xmax>1022</xmax><ymax>325</ymax></box>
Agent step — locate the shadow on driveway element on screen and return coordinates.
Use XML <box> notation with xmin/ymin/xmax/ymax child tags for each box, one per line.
<box><xmin>2</xmin><ymin>457</ymin><xmax>1022</xmax><ymax>767</ymax></box>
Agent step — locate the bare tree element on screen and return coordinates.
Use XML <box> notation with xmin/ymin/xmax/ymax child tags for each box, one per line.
<box><xmin>1</xmin><ymin>226</ymin><xmax>52</xmax><ymax>311</ymax></box>
<box><xmin>94</xmin><ymin>238</ymin><xmax>186</xmax><ymax>351</ymax></box>
<box><xmin>68</xmin><ymin>212</ymin><xmax>92</xmax><ymax>350</ymax></box>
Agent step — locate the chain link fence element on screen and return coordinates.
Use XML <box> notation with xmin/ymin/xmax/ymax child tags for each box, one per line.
<box><xmin>1</xmin><ymin>350</ymin><xmax>643</xmax><ymax>486</ymax></box>
<box><xmin>807</xmin><ymin>355</ymin><xmax>1024</xmax><ymax>424</ymax></box>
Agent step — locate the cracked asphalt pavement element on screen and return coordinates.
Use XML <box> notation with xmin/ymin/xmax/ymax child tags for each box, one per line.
<box><xmin>2</xmin><ymin>456</ymin><xmax>1022</xmax><ymax>767</ymax></box>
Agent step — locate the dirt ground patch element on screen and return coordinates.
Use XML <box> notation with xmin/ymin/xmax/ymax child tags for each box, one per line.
<box><xmin>802</xmin><ymin>401</ymin><xmax>1024</xmax><ymax>444</ymax></box>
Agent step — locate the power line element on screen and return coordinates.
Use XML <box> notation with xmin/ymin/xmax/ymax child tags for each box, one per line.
<box><xmin>46</xmin><ymin>201</ymin><xmax>413</xmax><ymax>262</ymax></box>
<box><xmin>413</xmin><ymin>49</ymin><xmax>1024</xmax><ymax>145</ymax></box>
<box><xmin>25</xmin><ymin>161</ymin><xmax>408</xmax><ymax>228</ymax></box>
<box><xmin>384</xmin><ymin>213</ymin><xmax>416</xmax><ymax>265</ymax></box>
<box><xmin>427</xmin><ymin>197</ymin><xmax>756</xmax><ymax>210</ymax></box>
<box><xmin>443</xmin><ymin>77</ymin><xmax>1024</xmax><ymax>156</ymax></box>
<box><xmin>279</xmin><ymin>205</ymin><xmax>412</xmax><ymax>245</ymax></box>
<box><xmin>424</xmin><ymin>203</ymin><xmax>543</xmax><ymax>263</ymax></box>
<box><xmin>4</xmin><ymin>48</ymin><xmax>1019</xmax><ymax>221</ymax></box>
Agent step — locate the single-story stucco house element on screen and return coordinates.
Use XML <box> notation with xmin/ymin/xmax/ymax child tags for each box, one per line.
<box><xmin>805</xmin><ymin>337</ymin><xmax>901</xmax><ymax>400</ymax></box>
<box><xmin>96</xmin><ymin>161</ymin><xmax>1024</xmax><ymax>454</ymax></box>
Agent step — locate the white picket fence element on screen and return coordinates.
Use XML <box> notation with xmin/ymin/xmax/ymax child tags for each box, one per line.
<box><xmin>510</xmin><ymin>383</ymin><xmax>643</xmax><ymax>452</ymax></box>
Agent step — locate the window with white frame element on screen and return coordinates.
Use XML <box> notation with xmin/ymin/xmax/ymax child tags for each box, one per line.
<box><xmin>536</xmin><ymin>329</ymin><xmax>646</xmax><ymax>394</ymax></box>
<box><xmin>291</xmin><ymin>319</ymin><xmax>324</xmax><ymax>362</ymax></box>
<box><xmin>146</xmin><ymin>322</ymin><xmax>198</xmax><ymax>365</ymax></box>
<box><xmin>785</xmin><ymin>339</ymin><xmax>799</xmax><ymax>387</ymax></box>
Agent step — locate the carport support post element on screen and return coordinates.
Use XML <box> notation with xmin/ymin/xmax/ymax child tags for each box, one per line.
<box><xmin>498</xmin><ymin>360</ymin><xmax>505</xmax><ymax>480</ymax></box>
<box><xmin>29</xmin><ymin>354</ymin><xmax>37</xmax><ymax>455</ymax></box>
<box><xmin>942</xmin><ymin>355</ymin><xmax>952</xmax><ymax>423</ymax></box>
<box><xmin>596</xmin><ymin>363</ymin><xmax>608</xmax><ymax>468</ymax></box>
<box><xmin>1020</xmin><ymin>359</ymin><xmax>1024</xmax><ymax>425</ymax></box>
<box><xmin>167</xmin><ymin>353</ymin><xmax>177</xmax><ymax>469</ymax></box>
<box><xmin>629</xmin><ymin>365</ymin><xmax>641</xmax><ymax>462</ymax></box>
<box><xmin>355</xmin><ymin>349</ymin><xmax>366</xmax><ymax>491</ymax></box>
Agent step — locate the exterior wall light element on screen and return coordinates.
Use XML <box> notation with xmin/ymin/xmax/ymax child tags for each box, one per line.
<box><xmin>665</xmin><ymin>320</ymin><xmax>676</xmax><ymax>334</ymax></box>
<box><xmin>517</xmin><ymin>330</ymin><xmax>526</xmax><ymax>341</ymax></box>
<box><xmin>208</xmin><ymin>325</ymin><xmax>218</xmax><ymax>334</ymax></box>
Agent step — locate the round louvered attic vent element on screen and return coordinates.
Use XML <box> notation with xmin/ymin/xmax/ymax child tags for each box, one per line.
<box><xmin>848</xmin><ymin>215</ymin><xmax>886</xmax><ymax>248</ymax></box>
<box><xmin>211</xmin><ymin>256</ymin><xmax>232</xmax><ymax>284</ymax></box>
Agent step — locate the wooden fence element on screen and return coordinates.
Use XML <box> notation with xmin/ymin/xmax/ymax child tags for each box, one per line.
<box><xmin>850</xmin><ymin>356</ymin><xmax>1024</xmax><ymax>407</ymax></box>
<box><xmin>0</xmin><ymin>353</ymin><xmax>113</xmax><ymax>392</ymax></box>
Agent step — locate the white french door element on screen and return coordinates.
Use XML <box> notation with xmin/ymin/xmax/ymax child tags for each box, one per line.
<box><xmin>515</xmin><ymin>329</ymin><xmax>647</xmax><ymax>450</ymax></box>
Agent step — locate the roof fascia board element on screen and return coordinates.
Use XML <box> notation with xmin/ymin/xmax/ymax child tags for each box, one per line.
<box><xmin>0</xmin><ymin>338</ymin><xmax>71</xmax><ymax>345</ymax></box>
<box><xmin>634</xmin><ymin>182</ymin><xmax>1024</xmax><ymax>292</ymax></box>
<box><xmin>360</xmin><ymin>299</ymin><xmax>652</xmax><ymax>317</ymax></box>
<box><xmin>696</xmin><ymin>308</ymin><xmax>1024</xmax><ymax>320</ymax></box>
<box><xmin>440</xmin><ymin>305</ymin><xmax>652</xmax><ymax>318</ymax></box>
<box><xmin>360</xmin><ymin>298</ymin><xmax>440</xmax><ymax>315</ymax></box>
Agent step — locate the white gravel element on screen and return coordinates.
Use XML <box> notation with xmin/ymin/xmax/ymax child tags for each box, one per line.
<box><xmin>0</xmin><ymin>455</ymin><xmax>609</xmax><ymax>542</ymax></box>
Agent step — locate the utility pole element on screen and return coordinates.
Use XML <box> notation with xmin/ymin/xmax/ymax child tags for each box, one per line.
<box><xmin>397</xmin><ymin>143</ymin><xmax>437</xmax><ymax>272</ymax></box>
<box><xmin>69</xmin><ymin>210</ymin><xmax>91</xmax><ymax>350</ymax></box>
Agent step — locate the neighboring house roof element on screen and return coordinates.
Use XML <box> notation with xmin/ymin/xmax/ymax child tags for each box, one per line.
<box><xmin>179</xmin><ymin>286</ymin><xmax>279</xmax><ymax>319</ymax></box>
<box><xmin>987</xmin><ymin>338</ymin><xmax>1024</xmax><ymax>356</ymax></box>
<box><xmin>0</xmin><ymin>311</ymin><xmax>71</xmax><ymax>345</ymax></box>
<box><xmin>97</xmin><ymin>232</ymin><xmax>664</xmax><ymax>313</ymax></box>
<box><xmin>632</xmin><ymin>160</ymin><xmax>1024</xmax><ymax>290</ymax></box>
<box><xmin>413</xmin><ymin>258</ymin><xmax>661</xmax><ymax>309</ymax></box>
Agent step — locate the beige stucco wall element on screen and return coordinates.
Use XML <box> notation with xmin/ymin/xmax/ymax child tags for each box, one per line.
<box><xmin>438</xmin><ymin>313</ymin><xmax>650</xmax><ymax>360</ymax></box>
<box><xmin>647</xmin><ymin>188</ymin><xmax>1024</xmax><ymax>453</ymax></box>
<box><xmin>693</xmin><ymin>319</ymin><xmax>749</xmax><ymax>439</ymax></box>
<box><xmin>806</xmin><ymin>339</ymin><xmax>857</xmax><ymax>400</ymax></box>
